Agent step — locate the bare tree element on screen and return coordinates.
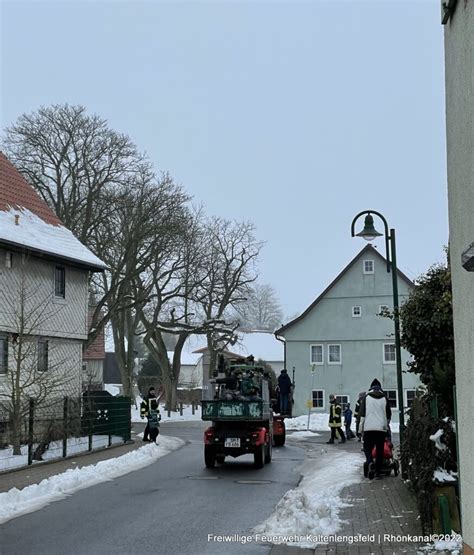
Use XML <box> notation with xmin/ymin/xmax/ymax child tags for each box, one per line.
<box><xmin>196</xmin><ymin>217</ymin><xmax>262</xmax><ymax>378</ymax></box>
<box><xmin>3</xmin><ymin>104</ymin><xmax>145</xmax><ymax>244</ymax></box>
<box><xmin>234</xmin><ymin>283</ymin><xmax>284</xmax><ymax>332</ymax></box>
<box><xmin>92</xmin><ymin>173</ymin><xmax>189</xmax><ymax>398</ymax></box>
<box><xmin>0</xmin><ymin>270</ymin><xmax>79</xmax><ymax>455</ymax></box>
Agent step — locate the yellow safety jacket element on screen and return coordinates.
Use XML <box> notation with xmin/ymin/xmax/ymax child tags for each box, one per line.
<box><xmin>328</xmin><ymin>402</ymin><xmax>342</xmax><ymax>427</ymax></box>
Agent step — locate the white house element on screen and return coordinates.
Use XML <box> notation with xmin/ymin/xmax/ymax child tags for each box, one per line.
<box><xmin>0</xmin><ymin>152</ymin><xmax>105</xmax><ymax>401</ymax></box>
<box><xmin>275</xmin><ymin>245</ymin><xmax>421</xmax><ymax>420</ymax></box>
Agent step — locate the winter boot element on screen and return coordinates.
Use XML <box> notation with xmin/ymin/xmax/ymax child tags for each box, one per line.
<box><xmin>326</xmin><ymin>439</ymin><xmax>334</xmax><ymax>444</ymax></box>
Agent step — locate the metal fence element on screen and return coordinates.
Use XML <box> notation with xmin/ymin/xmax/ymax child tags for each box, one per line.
<box><xmin>0</xmin><ymin>392</ymin><xmax>131</xmax><ymax>472</ymax></box>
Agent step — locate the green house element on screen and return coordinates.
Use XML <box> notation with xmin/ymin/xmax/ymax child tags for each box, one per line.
<box><xmin>275</xmin><ymin>245</ymin><xmax>421</xmax><ymax>421</ymax></box>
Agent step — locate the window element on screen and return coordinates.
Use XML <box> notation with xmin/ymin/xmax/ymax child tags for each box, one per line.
<box><xmin>378</xmin><ymin>304</ymin><xmax>389</xmax><ymax>315</ymax></box>
<box><xmin>5</xmin><ymin>252</ymin><xmax>13</xmax><ymax>268</ymax></box>
<box><xmin>0</xmin><ymin>336</ymin><xmax>7</xmax><ymax>374</ymax></box>
<box><xmin>363</xmin><ymin>259</ymin><xmax>374</xmax><ymax>274</ymax></box>
<box><xmin>328</xmin><ymin>344</ymin><xmax>341</xmax><ymax>364</ymax></box>
<box><xmin>405</xmin><ymin>389</ymin><xmax>416</xmax><ymax>409</ymax></box>
<box><xmin>38</xmin><ymin>340</ymin><xmax>49</xmax><ymax>372</ymax></box>
<box><xmin>310</xmin><ymin>344</ymin><xmax>323</xmax><ymax>365</ymax></box>
<box><xmin>385</xmin><ymin>389</ymin><xmax>398</xmax><ymax>409</ymax></box>
<box><xmin>335</xmin><ymin>395</ymin><xmax>350</xmax><ymax>407</ymax></box>
<box><xmin>54</xmin><ymin>266</ymin><xmax>66</xmax><ymax>298</ymax></box>
<box><xmin>312</xmin><ymin>390</ymin><xmax>324</xmax><ymax>408</ymax></box>
<box><xmin>383</xmin><ymin>343</ymin><xmax>396</xmax><ymax>363</ymax></box>
<box><xmin>352</xmin><ymin>306</ymin><xmax>362</xmax><ymax>318</ymax></box>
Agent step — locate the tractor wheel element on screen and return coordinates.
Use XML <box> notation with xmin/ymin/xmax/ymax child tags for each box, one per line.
<box><xmin>216</xmin><ymin>455</ymin><xmax>225</xmax><ymax>464</ymax></box>
<box><xmin>274</xmin><ymin>430</ymin><xmax>286</xmax><ymax>447</ymax></box>
<box><xmin>254</xmin><ymin>444</ymin><xmax>265</xmax><ymax>469</ymax></box>
<box><xmin>265</xmin><ymin>439</ymin><xmax>272</xmax><ymax>464</ymax></box>
<box><xmin>204</xmin><ymin>446</ymin><xmax>216</xmax><ymax>468</ymax></box>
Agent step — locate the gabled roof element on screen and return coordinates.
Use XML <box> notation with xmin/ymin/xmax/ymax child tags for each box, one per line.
<box><xmin>275</xmin><ymin>244</ymin><xmax>413</xmax><ymax>336</ymax></box>
<box><xmin>0</xmin><ymin>152</ymin><xmax>105</xmax><ymax>271</ymax></box>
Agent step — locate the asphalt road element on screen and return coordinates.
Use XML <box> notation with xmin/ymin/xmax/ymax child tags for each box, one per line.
<box><xmin>0</xmin><ymin>421</ymin><xmax>306</xmax><ymax>555</ymax></box>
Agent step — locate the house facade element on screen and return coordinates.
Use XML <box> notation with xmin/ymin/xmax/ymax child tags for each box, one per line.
<box><xmin>444</xmin><ymin>2</ymin><xmax>474</xmax><ymax>552</ymax></box>
<box><xmin>275</xmin><ymin>245</ymin><xmax>421</xmax><ymax>419</ymax></box>
<box><xmin>0</xmin><ymin>152</ymin><xmax>105</xmax><ymax>402</ymax></box>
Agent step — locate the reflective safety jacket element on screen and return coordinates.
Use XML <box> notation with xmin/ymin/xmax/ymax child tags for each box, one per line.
<box><xmin>328</xmin><ymin>402</ymin><xmax>342</xmax><ymax>427</ymax></box>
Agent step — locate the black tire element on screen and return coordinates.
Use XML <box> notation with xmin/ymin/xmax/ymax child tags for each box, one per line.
<box><xmin>368</xmin><ymin>463</ymin><xmax>375</xmax><ymax>480</ymax></box>
<box><xmin>363</xmin><ymin>462</ymin><xmax>369</xmax><ymax>478</ymax></box>
<box><xmin>393</xmin><ymin>461</ymin><xmax>399</xmax><ymax>477</ymax></box>
<box><xmin>215</xmin><ymin>455</ymin><xmax>225</xmax><ymax>464</ymax></box>
<box><xmin>204</xmin><ymin>446</ymin><xmax>216</xmax><ymax>468</ymax></box>
<box><xmin>274</xmin><ymin>430</ymin><xmax>286</xmax><ymax>447</ymax></box>
<box><xmin>265</xmin><ymin>439</ymin><xmax>272</xmax><ymax>464</ymax></box>
<box><xmin>254</xmin><ymin>444</ymin><xmax>265</xmax><ymax>469</ymax></box>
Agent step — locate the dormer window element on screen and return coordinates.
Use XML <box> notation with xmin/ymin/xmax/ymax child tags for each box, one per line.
<box><xmin>363</xmin><ymin>259</ymin><xmax>374</xmax><ymax>274</ymax></box>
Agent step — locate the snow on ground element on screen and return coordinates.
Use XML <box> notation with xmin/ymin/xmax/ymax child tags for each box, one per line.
<box><xmin>287</xmin><ymin>431</ymin><xmax>321</xmax><ymax>440</ymax></box>
<box><xmin>254</xmin><ymin>450</ymin><xmax>363</xmax><ymax>547</ymax></box>
<box><xmin>131</xmin><ymin>400</ymin><xmax>201</xmax><ymax>423</ymax></box>
<box><xmin>418</xmin><ymin>537</ymin><xmax>463</xmax><ymax>554</ymax></box>
<box><xmin>0</xmin><ymin>435</ymin><xmax>124</xmax><ymax>472</ymax></box>
<box><xmin>285</xmin><ymin>413</ymin><xmax>399</xmax><ymax>433</ymax></box>
<box><xmin>0</xmin><ymin>436</ymin><xmax>184</xmax><ymax>525</ymax></box>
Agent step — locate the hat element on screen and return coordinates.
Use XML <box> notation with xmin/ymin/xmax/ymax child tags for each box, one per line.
<box><xmin>329</xmin><ymin>394</ymin><xmax>335</xmax><ymax>401</ymax></box>
<box><xmin>148</xmin><ymin>386</ymin><xmax>155</xmax><ymax>393</ymax></box>
<box><xmin>281</xmin><ymin>369</ymin><xmax>287</xmax><ymax>373</ymax></box>
<box><xmin>370</xmin><ymin>379</ymin><xmax>381</xmax><ymax>388</ymax></box>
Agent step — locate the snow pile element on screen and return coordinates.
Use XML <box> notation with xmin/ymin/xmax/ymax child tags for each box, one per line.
<box><xmin>285</xmin><ymin>413</ymin><xmax>330</xmax><ymax>431</ymax></box>
<box><xmin>418</xmin><ymin>536</ymin><xmax>462</xmax><ymax>554</ymax></box>
<box><xmin>131</xmin><ymin>400</ymin><xmax>202</xmax><ymax>423</ymax></box>
<box><xmin>0</xmin><ymin>436</ymin><xmax>184</xmax><ymax>524</ymax></box>
<box><xmin>285</xmin><ymin>413</ymin><xmax>399</xmax><ymax>433</ymax></box>
<box><xmin>254</xmin><ymin>450</ymin><xmax>363</xmax><ymax>546</ymax></box>
<box><xmin>287</xmin><ymin>431</ymin><xmax>321</xmax><ymax>440</ymax></box>
<box><xmin>433</xmin><ymin>467</ymin><xmax>457</xmax><ymax>483</ymax></box>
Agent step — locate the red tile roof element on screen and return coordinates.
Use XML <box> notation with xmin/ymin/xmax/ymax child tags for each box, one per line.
<box><xmin>0</xmin><ymin>151</ymin><xmax>62</xmax><ymax>226</ymax></box>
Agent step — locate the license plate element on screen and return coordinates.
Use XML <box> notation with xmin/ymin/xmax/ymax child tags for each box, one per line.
<box><xmin>225</xmin><ymin>438</ymin><xmax>240</xmax><ymax>448</ymax></box>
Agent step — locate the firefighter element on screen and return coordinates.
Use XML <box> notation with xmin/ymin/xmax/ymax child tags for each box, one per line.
<box><xmin>140</xmin><ymin>387</ymin><xmax>161</xmax><ymax>442</ymax></box>
<box><xmin>326</xmin><ymin>394</ymin><xmax>346</xmax><ymax>444</ymax></box>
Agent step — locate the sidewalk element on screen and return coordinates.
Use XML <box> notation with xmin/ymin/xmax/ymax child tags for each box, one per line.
<box><xmin>269</xmin><ymin>433</ymin><xmax>445</xmax><ymax>555</ymax></box>
<box><xmin>0</xmin><ymin>433</ymin><xmax>143</xmax><ymax>494</ymax></box>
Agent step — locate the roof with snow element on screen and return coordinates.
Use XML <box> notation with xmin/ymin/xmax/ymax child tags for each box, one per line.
<box><xmin>167</xmin><ymin>351</ymin><xmax>202</xmax><ymax>366</ymax></box>
<box><xmin>0</xmin><ymin>152</ymin><xmax>106</xmax><ymax>271</ymax></box>
<box><xmin>193</xmin><ymin>331</ymin><xmax>284</xmax><ymax>363</ymax></box>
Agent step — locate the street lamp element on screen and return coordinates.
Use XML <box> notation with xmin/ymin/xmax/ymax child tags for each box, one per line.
<box><xmin>351</xmin><ymin>210</ymin><xmax>405</xmax><ymax>449</ymax></box>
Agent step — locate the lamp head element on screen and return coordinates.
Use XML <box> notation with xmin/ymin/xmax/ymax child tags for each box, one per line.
<box><xmin>355</xmin><ymin>213</ymin><xmax>383</xmax><ymax>242</ymax></box>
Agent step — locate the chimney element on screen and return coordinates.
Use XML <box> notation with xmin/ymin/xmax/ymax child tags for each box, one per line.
<box><xmin>14</xmin><ymin>214</ymin><xmax>20</xmax><ymax>225</ymax></box>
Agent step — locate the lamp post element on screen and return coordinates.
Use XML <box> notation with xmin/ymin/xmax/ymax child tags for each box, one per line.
<box><xmin>350</xmin><ymin>210</ymin><xmax>405</xmax><ymax>449</ymax></box>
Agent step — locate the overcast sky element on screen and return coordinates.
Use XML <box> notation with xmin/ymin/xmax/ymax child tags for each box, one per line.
<box><xmin>0</xmin><ymin>0</ymin><xmax>448</xmax><ymax>320</ymax></box>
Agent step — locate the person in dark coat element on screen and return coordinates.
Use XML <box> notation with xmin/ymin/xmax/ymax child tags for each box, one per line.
<box><xmin>140</xmin><ymin>387</ymin><xmax>161</xmax><ymax>442</ymax></box>
<box><xmin>343</xmin><ymin>403</ymin><xmax>356</xmax><ymax>439</ymax></box>
<box><xmin>354</xmin><ymin>391</ymin><xmax>366</xmax><ymax>442</ymax></box>
<box><xmin>277</xmin><ymin>369</ymin><xmax>292</xmax><ymax>415</ymax></box>
<box><xmin>327</xmin><ymin>394</ymin><xmax>346</xmax><ymax>444</ymax></box>
<box><xmin>359</xmin><ymin>379</ymin><xmax>391</xmax><ymax>479</ymax></box>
